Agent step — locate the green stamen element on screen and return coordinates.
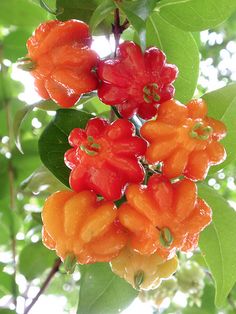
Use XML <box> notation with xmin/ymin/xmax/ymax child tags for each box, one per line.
<box><xmin>190</xmin><ymin>122</ymin><xmax>213</xmax><ymax>140</ymax></box>
<box><xmin>134</xmin><ymin>270</ymin><xmax>144</xmax><ymax>290</ymax></box>
<box><xmin>160</xmin><ymin>227</ymin><xmax>173</xmax><ymax>248</ymax></box>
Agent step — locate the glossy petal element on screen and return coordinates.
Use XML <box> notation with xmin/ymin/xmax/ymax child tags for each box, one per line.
<box><xmin>107</xmin><ymin>156</ymin><xmax>144</xmax><ymax>183</ymax></box>
<box><xmin>65</xmin><ymin>118</ymin><xmax>146</xmax><ymax>200</ymax></box>
<box><xmin>85</xmin><ymin>117</ymin><xmax>109</xmax><ymax>137</ymax></box>
<box><xmin>106</xmin><ymin>119</ymin><xmax>134</xmax><ymax>140</ymax></box>
<box><xmin>98</xmin><ymin>60</ymin><xmax>132</xmax><ymax>87</ymax></box>
<box><xmin>98</xmin><ymin>83</ymin><xmax>128</xmax><ymax>105</ymax></box>
<box><xmin>97</xmin><ymin>41</ymin><xmax>178</xmax><ymax>119</ymax></box>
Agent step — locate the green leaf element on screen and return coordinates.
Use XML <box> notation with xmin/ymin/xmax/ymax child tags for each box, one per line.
<box><xmin>83</xmin><ymin>96</ymin><xmax>110</xmax><ymax>118</ymax></box>
<box><xmin>0</xmin><ymin>210</ymin><xmax>11</xmax><ymax>246</ymax></box>
<box><xmin>0</xmin><ymin>310</ymin><xmax>16</xmax><ymax>314</ymax></box>
<box><xmin>3</xmin><ymin>29</ymin><xmax>32</xmax><ymax>62</ymax></box>
<box><xmin>0</xmin><ymin>181</ymin><xmax>23</xmax><ymax>241</ymax></box>
<box><xmin>31</xmin><ymin>0</ymin><xmax>56</xmax><ymax>7</ymax></box>
<box><xmin>56</xmin><ymin>0</ymin><xmax>113</xmax><ymax>34</ymax></box>
<box><xmin>0</xmin><ymin>70</ymin><xmax>24</xmax><ymax>106</ymax></box>
<box><xmin>183</xmin><ymin>283</ymin><xmax>217</xmax><ymax>314</ymax></box>
<box><xmin>45</xmin><ymin>272</ymin><xmax>79</xmax><ymax>307</ymax></box>
<box><xmin>202</xmin><ymin>84</ymin><xmax>236</xmax><ymax>172</ymax></box>
<box><xmin>0</xmin><ymin>0</ymin><xmax>47</xmax><ymax>27</ymax></box>
<box><xmin>77</xmin><ymin>263</ymin><xmax>138</xmax><ymax>314</ymax></box>
<box><xmin>12</xmin><ymin>139</ymin><xmax>41</xmax><ymax>184</ymax></box>
<box><xmin>0</xmin><ymin>155</ymin><xmax>9</xmax><ymax>200</ymax></box>
<box><xmin>89</xmin><ymin>0</ymin><xmax>115</xmax><ymax>33</ymax></box>
<box><xmin>115</xmin><ymin>0</ymin><xmax>157</xmax><ymax>47</ymax></box>
<box><xmin>0</xmin><ymin>272</ymin><xmax>14</xmax><ymax>297</ymax></box>
<box><xmin>157</xmin><ymin>0</ymin><xmax>236</xmax><ymax>31</ymax></box>
<box><xmin>199</xmin><ymin>184</ymin><xmax>236</xmax><ymax>307</ymax></box>
<box><xmin>13</xmin><ymin>100</ymin><xmax>57</xmax><ymax>153</ymax></box>
<box><xmin>146</xmin><ymin>12</ymin><xmax>199</xmax><ymax>103</ymax></box>
<box><xmin>56</xmin><ymin>0</ymin><xmax>96</xmax><ymax>22</ymax></box>
<box><xmin>19</xmin><ymin>241</ymin><xmax>56</xmax><ymax>281</ymax></box>
<box><xmin>38</xmin><ymin>109</ymin><xmax>93</xmax><ymax>187</ymax></box>
<box><xmin>20</xmin><ymin>166</ymin><xmax>67</xmax><ymax>194</ymax></box>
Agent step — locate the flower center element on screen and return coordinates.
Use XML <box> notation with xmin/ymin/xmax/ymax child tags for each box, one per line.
<box><xmin>189</xmin><ymin>122</ymin><xmax>213</xmax><ymax>140</ymax></box>
<box><xmin>143</xmin><ymin>83</ymin><xmax>160</xmax><ymax>104</ymax></box>
<box><xmin>134</xmin><ymin>270</ymin><xmax>144</xmax><ymax>290</ymax></box>
<box><xmin>159</xmin><ymin>227</ymin><xmax>173</xmax><ymax>248</ymax></box>
<box><xmin>80</xmin><ymin>136</ymin><xmax>101</xmax><ymax>156</ymax></box>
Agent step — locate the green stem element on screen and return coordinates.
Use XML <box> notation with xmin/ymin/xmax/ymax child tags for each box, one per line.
<box><xmin>111</xmin><ymin>106</ymin><xmax>122</xmax><ymax>118</ymax></box>
<box><xmin>39</xmin><ymin>0</ymin><xmax>63</xmax><ymax>15</ymax></box>
<box><xmin>1</xmin><ymin>51</ymin><xmax>18</xmax><ymax>308</ymax></box>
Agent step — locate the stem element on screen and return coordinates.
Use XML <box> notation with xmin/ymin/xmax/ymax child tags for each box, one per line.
<box><xmin>24</xmin><ymin>258</ymin><xmax>62</xmax><ymax>314</ymax></box>
<box><xmin>112</xmin><ymin>8</ymin><xmax>130</xmax><ymax>56</ymax></box>
<box><xmin>7</xmin><ymin>98</ymin><xmax>17</xmax><ymax>308</ymax></box>
<box><xmin>39</xmin><ymin>0</ymin><xmax>63</xmax><ymax>15</ymax></box>
<box><xmin>111</xmin><ymin>106</ymin><xmax>122</xmax><ymax>119</ymax></box>
<box><xmin>1</xmin><ymin>48</ymin><xmax>18</xmax><ymax>307</ymax></box>
<box><xmin>113</xmin><ymin>8</ymin><xmax>120</xmax><ymax>56</ymax></box>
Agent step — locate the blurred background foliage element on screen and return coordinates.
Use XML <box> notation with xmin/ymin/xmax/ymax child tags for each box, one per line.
<box><xmin>0</xmin><ymin>0</ymin><xmax>236</xmax><ymax>314</ymax></box>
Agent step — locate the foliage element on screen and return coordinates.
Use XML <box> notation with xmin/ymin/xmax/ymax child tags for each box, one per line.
<box><xmin>0</xmin><ymin>0</ymin><xmax>236</xmax><ymax>314</ymax></box>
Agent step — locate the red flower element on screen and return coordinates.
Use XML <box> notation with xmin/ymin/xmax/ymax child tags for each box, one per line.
<box><xmin>97</xmin><ymin>41</ymin><xmax>178</xmax><ymax>119</ymax></box>
<box><xmin>64</xmin><ymin>118</ymin><xmax>147</xmax><ymax>200</ymax></box>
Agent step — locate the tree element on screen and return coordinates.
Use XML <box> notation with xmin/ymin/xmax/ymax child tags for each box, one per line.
<box><xmin>0</xmin><ymin>1</ymin><xmax>236</xmax><ymax>313</ymax></box>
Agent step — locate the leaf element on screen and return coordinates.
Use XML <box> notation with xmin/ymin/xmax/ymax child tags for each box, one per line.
<box><xmin>38</xmin><ymin>109</ymin><xmax>93</xmax><ymax>187</ymax></box>
<box><xmin>56</xmin><ymin>0</ymin><xmax>113</xmax><ymax>34</ymax></box>
<box><xmin>146</xmin><ymin>12</ymin><xmax>199</xmax><ymax>103</ymax></box>
<box><xmin>56</xmin><ymin>0</ymin><xmax>96</xmax><ymax>22</ymax></box>
<box><xmin>20</xmin><ymin>166</ymin><xmax>67</xmax><ymax>194</ymax></box>
<box><xmin>0</xmin><ymin>155</ymin><xmax>9</xmax><ymax>200</ymax></box>
<box><xmin>13</xmin><ymin>100</ymin><xmax>58</xmax><ymax>153</ymax></box>
<box><xmin>0</xmin><ymin>310</ymin><xmax>16</xmax><ymax>314</ymax></box>
<box><xmin>0</xmin><ymin>272</ymin><xmax>14</xmax><ymax>298</ymax></box>
<box><xmin>77</xmin><ymin>263</ymin><xmax>138</xmax><ymax>314</ymax></box>
<box><xmin>0</xmin><ymin>211</ymin><xmax>11</xmax><ymax>246</ymax></box>
<box><xmin>0</xmin><ymin>0</ymin><xmax>47</xmax><ymax>27</ymax></box>
<box><xmin>0</xmin><ymin>188</ymin><xmax>22</xmax><ymax>243</ymax></box>
<box><xmin>46</xmin><ymin>272</ymin><xmax>80</xmax><ymax>307</ymax></box>
<box><xmin>202</xmin><ymin>84</ymin><xmax>236</xmax><ymax>172</ymax></box>
<box><xmin>0</xmin><ymin>71</ymin><xmax>24</xmax><ymax>107</ymax></box>
<box><xmin>3</xmin><ymin>29</ymin><xmax>32</xmax><ymax>62</ymax></box>
<box><xmin>199</xmin><ymin>184</ymin><xmax>236</xmax><ymax>307</ymax></box>
<box><xmin>89</xmin><ymin>0</ymin><xmax>115</xmax><ymax>33</ymax></box>
<box><xmin>83</xmin><ymin>96</ymin><xmax>110</xmax><ymax>118</ymax></box>
<box><xmin>19</xmin><ymin>241</ymin><xmax>56</xmax><ymax>281</ymax></box>
<box><xmin>12</xmin><ymin>139</ymin><xmax>41</xmax><ymax>184</ymax></box>
<box><xmin>31</xmin><ymin>0</ymin><xmax>56</xmax><ymax>7</ymax></box>
<box><xmin>157</xmin><ymin>0</ymin><xmax>236</xmax><ymax>31</ymax></box>
<box><xmin>183</xmin><ymin>283</ymin><xmax>217</xmax><ymax>314</ymax></box>
<box><xmin>115</xmin><ymin>0</ymin><xmax>157</xmax><ymax>47</ymax></box>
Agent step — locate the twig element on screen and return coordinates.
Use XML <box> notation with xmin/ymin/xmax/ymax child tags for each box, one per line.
<box><xmin>112</xmin><ymin>8</ymin><xmax>129</xmax><ymax>56</ymax></box>
<box><xmin>2</xmin><ymin>57</ymin><xmax>17</xmax><ymax>307</ymax></box>
<box><xmin>24</xmin><ymin>258</ymin><xmax>62</xmax><ymax>314</ymax></box>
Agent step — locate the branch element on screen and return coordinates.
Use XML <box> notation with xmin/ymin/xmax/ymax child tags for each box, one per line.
<box><xmin>24</xmin><ymin>258</ymin><xmax>62</xmax><ymax>314</ymax></box>
<box><xmin>112</xmin><ymin>8</ymin><xmax>129</xmax><ymax>56</ymax></box>
<box><xmin>1</xmin><ymin>55</ymin><xmax>17</xmax><ymax>307</ymax></box>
